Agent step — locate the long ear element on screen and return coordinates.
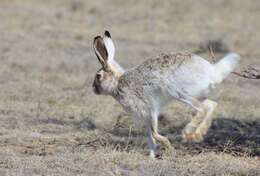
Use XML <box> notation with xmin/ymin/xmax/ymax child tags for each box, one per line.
<box><xmin>103</xmin><ymin>31</ymin><xmax>115</xmax><ymax>61</ymax></box>
<box><xmin>93</xmin><ymin>36</ymin><xmax>108</xmax><ymax>68</ymax></box>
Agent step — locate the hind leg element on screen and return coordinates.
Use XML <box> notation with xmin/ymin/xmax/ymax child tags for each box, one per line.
<box><xmin>178</xmin><ymin>96</ymin><xmax>208</xmax><ymax>143</ymax></box>
<box><xmin>192</xmin><ymin>99</ymin><xmax>217</xmax><ymax>142</ymax></box>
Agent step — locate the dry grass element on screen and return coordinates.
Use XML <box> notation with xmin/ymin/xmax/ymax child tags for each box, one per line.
<box><xmin>0</xmin><ymin>0</ymin><xmax>259</xmax><ymax>175</ymax></box>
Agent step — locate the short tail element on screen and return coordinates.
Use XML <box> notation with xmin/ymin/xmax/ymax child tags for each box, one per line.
<box><xmin>213</xmin><ymin>53</ymin><xmax>240</xmax><ymax>83</ymax></box>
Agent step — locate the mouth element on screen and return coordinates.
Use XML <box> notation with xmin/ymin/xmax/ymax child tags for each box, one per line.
<box><xmin>93</xmin><ymin>87</ymin><xmax>100</xmax><ymax>94</ymax></box>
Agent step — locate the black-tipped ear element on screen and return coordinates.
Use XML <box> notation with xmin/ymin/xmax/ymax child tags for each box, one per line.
<box><xmin>93</xmin><ymin>36</ymin><xmax>108</xmax><ymax>68</ymax></box>
<box><xmin>104</xmin><ymin>30</ymin><xmax>111</xmax><ymax>38</ymax></box>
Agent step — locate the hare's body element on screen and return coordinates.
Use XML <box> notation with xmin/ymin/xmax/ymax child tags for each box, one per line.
<box><xmin>114</xmin><ymin>52</ymin><xmax>213</xmax><ymax>118</ymax></box>
<box><xmin>92</xmin><ymin>31</ymin><xmax>240</xmax><ymax>158</ymax></box>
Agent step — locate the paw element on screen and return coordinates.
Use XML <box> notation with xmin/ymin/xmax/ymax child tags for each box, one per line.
<box><xmin>149</xmin><ymin>152</ymin><xmax>156</xmax><ymax>159</ymax></box>
<box><xmin>192</xmin><ymin>132</ymin><xmax>203</xmax><ymax>143</ymax></box>
<box><xmin>181</xmin><ymin>129</ymin><xmax>193</xmax><ymax>143</ymax></box>
<box><xmin>164</xmin><ymin>138</ymin><xmax>171</xmax><ymax>149</ymax></box>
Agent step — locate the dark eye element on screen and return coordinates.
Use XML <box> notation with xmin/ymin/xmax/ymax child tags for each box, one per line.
<box><xmin>96</xmin><ymin>74</ymin><xmax>101</xmax><ymax>80</ymax></box>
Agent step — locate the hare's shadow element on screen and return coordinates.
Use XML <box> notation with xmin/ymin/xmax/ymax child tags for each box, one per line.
<box><xmin>107</xmin><ymin>115</ymin><xmax>260</xmax><ymax>157</ymax></box>
<box><xmin>163</xmin><ymin>116</ymin><xmax>260</xmax><ymax>157</ymax></box>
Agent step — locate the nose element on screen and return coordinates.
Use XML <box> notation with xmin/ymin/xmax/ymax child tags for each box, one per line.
<box><xmin>92</xmin><ymin>80</ymin><xmax>100</xmax><ymax>94</ymax></box>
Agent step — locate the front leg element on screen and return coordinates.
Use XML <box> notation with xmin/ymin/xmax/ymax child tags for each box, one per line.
<box><xmin>147</xmin><ymin>114</ymin><xmax>171</xmax><ymax>158</ymax></box>
<box><xmin>147</xmin><ymin>119</ymin><xmax>157</xmax><ymax>158</ymax></box>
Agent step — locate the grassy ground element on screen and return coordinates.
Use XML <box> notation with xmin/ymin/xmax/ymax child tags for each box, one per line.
<box><xmin>0</xmin><ymin>0</ymin><xmax>259</xmax><ymax>175</ymax></box>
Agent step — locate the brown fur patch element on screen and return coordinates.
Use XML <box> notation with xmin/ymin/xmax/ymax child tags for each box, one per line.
<box><xmin>100</xmin><ymin>72</ymin><xmax>109</xmax><ymax>82</ymax></box>
<box><xmin>140</xmin><ymin>52</ymin><xmax>193</xmax><ymax>71</ymax></box>
<box><xmin>150</xmin><ymin>117</ymin><xmax>171</xmax><ymax>149</ymax></box>
<box><xmin>96</xmin><ymin>69</ymin><xmax>113</xmax><ymax>82</ymax></box>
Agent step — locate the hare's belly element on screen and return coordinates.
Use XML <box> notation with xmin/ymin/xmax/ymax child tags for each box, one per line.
<box><xmin>167</xmin><ymin>79</ymin><xmax>214</xmax><ymax>99</ymax></box>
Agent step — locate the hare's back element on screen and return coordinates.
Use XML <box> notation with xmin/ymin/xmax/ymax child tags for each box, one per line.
<box><xmin>118</xmin><ymin>52</ymin><xmax>193</xmax><ymax>89</ymax></box>
<box><xmin>118</xmin><ymin>52</ymin><xmax>215</xmax><ymax>99</ymax></box>
<box><xmin>137</xmin><ymin>52</ymin><xmax>193</xmax><ymax>73</ymax></box>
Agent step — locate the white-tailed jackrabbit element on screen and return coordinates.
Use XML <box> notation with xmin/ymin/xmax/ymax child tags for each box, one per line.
<box><xmin>92</xmin><ymin>31</ymin><xmax>240</xmax><ymax>158</ymax></box>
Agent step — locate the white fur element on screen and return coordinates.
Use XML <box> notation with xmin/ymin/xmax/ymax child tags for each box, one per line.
<box><xmin>166</xmin><ymin>54</ymin><xmax>240</xmax><ymax>100</ymax></box>
<box><xmin>213</xmin><ymin>53</ymin><xmax>240</xmax><ymax>83</ymax></box>
<box><xmin>103</xmin><ymin>33</ymin><xmax>115</xmax><ymax>61</ymax></box>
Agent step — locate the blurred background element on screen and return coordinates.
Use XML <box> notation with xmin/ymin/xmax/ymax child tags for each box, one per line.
<box><xmin>0</xmin><ymin>0</ymin><xmax>259</xmax><ymax>175</ymax></box>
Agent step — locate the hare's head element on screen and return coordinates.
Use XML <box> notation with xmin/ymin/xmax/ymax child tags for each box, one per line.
<box><xmin>92</xmin><ymin>31</ymin><xmax>124</xmax><ymax>95</ymax></box>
